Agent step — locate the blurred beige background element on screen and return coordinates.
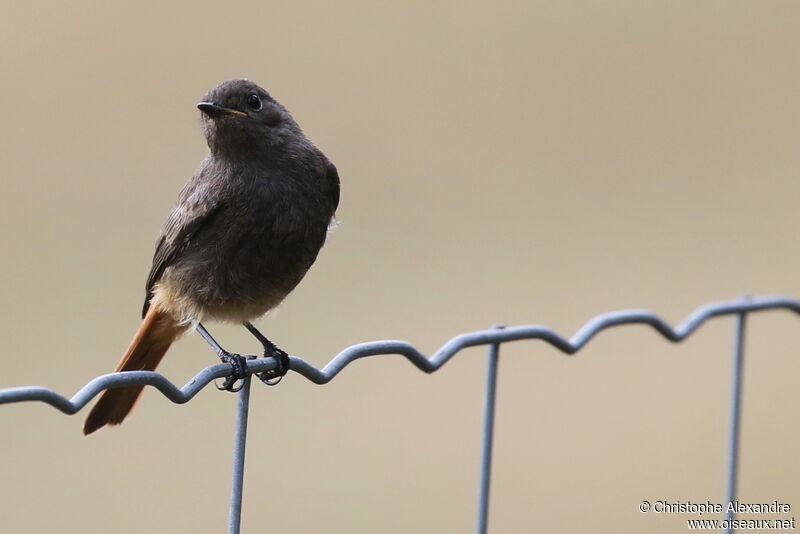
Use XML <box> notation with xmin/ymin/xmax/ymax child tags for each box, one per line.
<box><xmin>1</xmin><ymin>1</ymin><xmax>798</xmax><ymax>532</ymax></box>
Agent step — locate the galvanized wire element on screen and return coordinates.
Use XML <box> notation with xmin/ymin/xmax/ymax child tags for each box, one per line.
<box><xmin>1</xmin><ymin>295</ymin><xmax>794</xmax><ymax>411</ymax></box>
<box><xmin>723</xmin><ymin>312</ymin><xmax>747</xmax><ymax>534</ymax></box>
<box><xmin>477</xmin><ymin>326</ymin><xmax>502</xmax><ymax>534</ymax></box>
<box><xmin>0</xmin><ymin>294</ymin><xmax>795</xmax><ymax>533</ymax></box>
<box><xmin>229</xmin><ymin>373</ymin><xmax>253</xmax><ymax>534</ymax></box>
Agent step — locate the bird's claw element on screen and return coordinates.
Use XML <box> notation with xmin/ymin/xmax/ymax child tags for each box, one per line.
<box><xmin>216</xmin><ymin>353</ymin><xmax>249</xmax><ymax>392</ymax></box>
<box><xmin>258</xmin><ymin>346</ymin><xmax>290</xmax><ymax>386</ymax></box>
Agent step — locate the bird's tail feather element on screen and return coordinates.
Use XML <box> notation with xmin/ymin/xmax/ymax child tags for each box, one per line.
<box><xmin>83</xmin><ymin>305</ymin><xmax>184</xmax><ymax>435</ymax></box>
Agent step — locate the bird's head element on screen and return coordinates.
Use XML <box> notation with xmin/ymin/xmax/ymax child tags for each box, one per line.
<box><xmin>198</xmin><ymin>79</ymin><xmax>297</xmax><ymax>157</ymax></box>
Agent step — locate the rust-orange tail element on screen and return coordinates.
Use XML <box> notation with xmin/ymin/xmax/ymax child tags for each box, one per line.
<box><xmin>83</xmin><ymin>305</ymin><xmax>185</xmax><ymax>435</ymax></box>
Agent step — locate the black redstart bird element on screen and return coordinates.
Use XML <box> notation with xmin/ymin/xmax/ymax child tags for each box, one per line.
<box><xmin>83</xmin><ymin>79</ymin><xmax>340</xmax><ymax>435</ymax></box>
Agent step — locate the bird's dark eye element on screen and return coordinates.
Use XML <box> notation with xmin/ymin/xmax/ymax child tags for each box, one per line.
<box><xmin>246</xmin><ymin>94</ymin><xmax>262</xmax><ymax>111</ymax></box>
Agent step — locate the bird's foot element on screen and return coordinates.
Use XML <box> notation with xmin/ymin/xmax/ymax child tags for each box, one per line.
<box><xmin>216</xmin><ymin>352</ymin><xmax>250</xmax><ymax>392</ymax></box>
<box><xmin>196</xmin><ymin>323</ymin><xmax>253</xmax><ymax>392</ymax></box>
<box><xmin>257</xmin><ymin>344</ymin><xmax>290</xmax><ymax>386</ymax></box>
<box><xmin>243</xmin><ymin>321</ymin><xmax>290</xmax><ymax>386</ymax></box>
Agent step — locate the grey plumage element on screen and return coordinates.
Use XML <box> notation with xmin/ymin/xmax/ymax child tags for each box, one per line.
<box><xmin>84</xmin><ymin>79</ymin><xmax>339</xmax><ymax>434</ymax></box>
<box><xmin>144</xmin><ymin>79</ymin><xmax>340</xmax><ymax>323</ymax></box>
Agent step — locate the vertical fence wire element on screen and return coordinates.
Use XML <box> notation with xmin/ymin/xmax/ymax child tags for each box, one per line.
<box><xmin>229</xmin><ymin>374</ymin><xmax>253</xmax><ymax>534</ymax></box>
<box><xmin>477</xmin><ymin>326</ymin><xmax>502</xmax><ymax>534</ymax></box>
<box><xmin>723</xmin><ymin>312</ymin><xmax>747</xmax><ymax>533</ymax></box>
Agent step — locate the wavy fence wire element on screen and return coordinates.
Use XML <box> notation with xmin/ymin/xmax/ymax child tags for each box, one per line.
<box><xmin>1</xmin><ymin>294</ymin><xmax>796</xmax><ymax>534</ymax></box>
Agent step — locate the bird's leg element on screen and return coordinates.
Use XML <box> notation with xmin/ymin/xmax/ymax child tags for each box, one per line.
<box><xmin>243</xmin><ymin>321</ymin><xmax>290</xmax><ymax>386</ymax></box>
<box><xmin>196</xmin><ymin>323</ymin><xmax>249</xmax><ymax>392</ymax></box>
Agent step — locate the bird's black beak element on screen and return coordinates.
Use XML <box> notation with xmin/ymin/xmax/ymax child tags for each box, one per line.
<box><xmin>197</xmin><ymin>102</ymin><xmax>248</xmax><ymax>117</ymax></box>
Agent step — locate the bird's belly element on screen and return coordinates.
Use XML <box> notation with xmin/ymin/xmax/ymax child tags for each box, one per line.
<box><xmin>153</xmin><ymin>214</ymin><xmax>328</xmax><ymax>324</ymax></box>
<box><xmin>153</xmin><ymin>268</ymin><xmax>294</xmax><ymax>324</ymax></box>
<box><xmin>199</xmin><ymin>290</ymin><xmax>288</xmax><ymax>323</ymax></box>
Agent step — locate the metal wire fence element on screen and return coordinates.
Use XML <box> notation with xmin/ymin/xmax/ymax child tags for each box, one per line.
<box><xmin>0</xmin><ymin>294</ymin><xmax>796</xmax><ymax>534</ymax></box>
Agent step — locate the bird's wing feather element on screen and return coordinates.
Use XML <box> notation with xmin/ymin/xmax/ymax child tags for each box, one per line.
<box><xmin>142</xmin><ymin>180</ymin><xmax>223</xmax><ymax>317</ymax></box>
